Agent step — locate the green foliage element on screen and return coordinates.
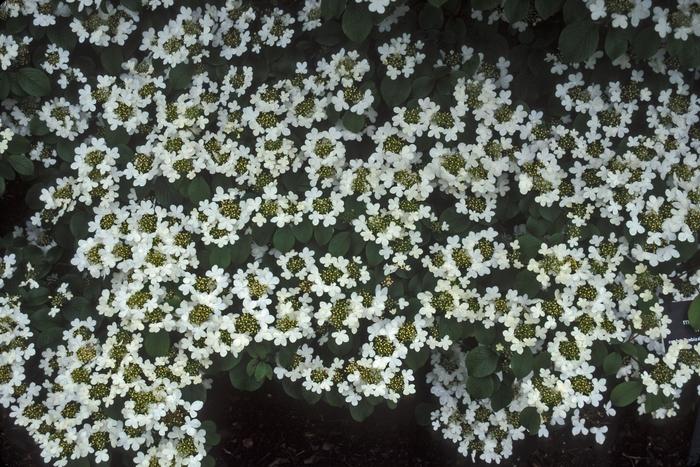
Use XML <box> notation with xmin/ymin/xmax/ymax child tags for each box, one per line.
<box><xmin>559</xmin><ymin>20</ymin><xmax>599</xmax><ymax>63</ymax></box>
<box><xmin>610</xmin><ymin>380</ymin><xmax>643</xmax><ymax>407</ymax></box>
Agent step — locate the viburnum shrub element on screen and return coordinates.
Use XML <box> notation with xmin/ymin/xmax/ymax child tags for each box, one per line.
<box><xmin>0</xmin><ymin>0</ymin><xmax>700</xmax><ymax>465</ymax></box>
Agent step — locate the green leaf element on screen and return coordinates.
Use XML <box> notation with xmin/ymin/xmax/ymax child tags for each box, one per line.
<box><xmin>381</xmin><ymin>76</ymin><xmax>411</xmax><ymax>109</ymax></box>
<box><xmin>429</xmin><ymin>0</ymin><xmax>449</xmax><ymax>6</ymax></box>
<box><xmin>515</xmin><ymin>270</ymin><xmax>540</xmax><ymax>298</ymax></box>
<box><xmin>291</xmin><ymin>220</ymin><xmax>314</xmax><ymax>243</ymax></box>
<box><xmin>273</xmin><ymin>228</ymin><xmax>295</xmax><ymax>253</ymax></box>
<box><xmin>314</xmin><ymin>20</ymin><xmax>344</xmax><ymax>47</ymax></box>
<box><xmin>365</xmin><ymin>242</ymin><xmax>383</xmax><ymax>267</ymax></box>
<box><xmin>688</xmin><ymin>296</ymin><xmax>700</xmax><ymax>331</ymax></box>
<box><xmin>440</xmin><ymin>206</ymin><xmax>470</xmax><ymax>233</ymax></box>
<box><xmin>412</xmin><ymin>76</ymin><xmax>435</xmax><ymax>99</ymax></box>
<box><xmin>69</xmin><ymin>210</ymin><xmax>90</xmax><ymax>239</ymax></box>
<box><xmin>526</xmin><ymin>216</ymin><xmax>548</xmax><ymax>237</ymax></box>
<box><xmin>187</xmin><ymin>178</ymin><xmax>210</xmax><ymax>204</ymax></box>
<box><xmin>321</xmin><ymin>0</ymin><xmax>346</xmax><ymax>19</ymax></box>
<box><xmin>510</xmin><ymin>350</ymin><xmax>534</xmax><ymax>378</ymax></box>
<box><xmin>57</xmin><ymin>139</ymin><xmax>78</xmax><ymax>162</ymax></box>
<box><xmin>100</xmin><ymin>47</ymin><xmax>123</xmax><ymax>75</ymax></box>
<box><xmin>466</xmin><ymin>375</ymin><xmax>495</xmax><ymax>399</ymax></box>
<box><xmin>519</xmin><ymin>407</ymin><xmax>541</xmax><ymax>434</ymax></box>
<box><xmin>342</xmin><ymin>112</ymin><xmax>365</xmax><ymax>133</ymax></box>
<box><xmin>37</xmin><ymin>327</ymin><xmax>62</xmax><ymax>348</ymax></box>
<box><xmin>605</xmin><ymin>28</ymin><xmax>629</xmax><ymax>61</ymax></box>
<box><xmin>405</xmin><ymin>348</ymin><xmax>430</xmax><ymax>370</ymax></box>
<box><xmin>254</xmin><ymin>362</ymin><xmax>273</xmax><ymax>381</ymax></box>
<box><xmin>603</xmin><ymin>352</ymin><xmax>623</xmax><ymax>375</ymax></box>
<box><xmin>328</xmin><ymin>231</ymin><xmax>351</xmax><ymax>256</ymax></box>
<box><xmin>29</xmin><ymin>117</ymin><xmax>50</xmax><ymax>136</ymax></box>
<box><xmin>490</xmin><ymin>383</ymin><xmax>514</xmax><ymax>411</ymax></box>
<box><xmin>46</xmin><ymin>23</ymin><xmax>77</xmax><ymax>50</ymax></box>
<box><xmin>466</xmin><ymin>346</ymin><xmax>499</xmax><ymax>378</ymax></box>
<box><xmin>504</xmin><ymin>0</ymin><xmax>529</xmax><ymax>23</ymax></box>
<box><xmin>517</xmin><ymin>234</ymin><xmax>541</xmax><ymax>259</ymax></box>
<box><xmin>559</xmin><ymin>21</ymin><xmax>599</xmax><ymax>63</ymax></box>
<box><xmin>16</xmin><ymin>68</ymin><xmax>50</xmax><ymax>96</ymax></box>
<box><xmin>632</xmin><ymin>27</ymin><xmax>661</xmax><ymax>60</ymax></box>
<box><xmin>314</xmin><ymin>225</ymin><xmax>334</xmax><ymax>245</ymax></box>
<box><xmin>472</xmin><ymin>0</ymin><xmax>501</xmax><ymax>9</ymax></box>
<box><xmin>341</xmin><ymin>3</ymin><xmax>372</xmax><ymax>43</ymax></box>
<box><xmin>8</xmin><ymin>154</ymin><xmax>33</xmax><ymax>176</ymax></box>
<box><xmin>349</xmin><ymin>400</ymin><xmax>374</xmax><ymax>422</ymax></box>
<box><xmin>0</xmin><ymin>177</ymin><xmax>5</xmax><ymax>196</ymax></box>
<box><xmin>0</xmin><ymin>73</ymin><xmax>9</xmax><ymax>100</ymax></box>
<box><xmin>644</xmin><ymin>392</ymin><xmax>671</xmax><ymax>414</ymax></box>
<box><xmin>169</xmin><ymin>63</ymin><xmax>195</xmax><ymax>91</ymax></box>
<box><xmin>610</xmin><ymin>380</ymin><xmax>643</xmax><ymax>407</ymax></box>
<box><xmin>229</xmin><ymin>363</ymin><xmax>264</xmax><ymax>391</ymax></box>
<box><xmin>208</xmin><ymin>245</ymin><xmax>232</xmax><ymax>269</ymax></box>
<box><xmin>419</xmin><ymin>4</ymin><xmax>444</xmax><ymax>30</ymax></box>
<box><xmin>209</xmin><ymin>353</ymin><xmax>241</xmax><ymax>373</ymax></box>
<box><xmin>7</xmin><ymin>135</ymin><xmax>30</xmax><ymax>155</ymax></box>
<box><xmin>535</xmin><ymin>0</ymin><xmax>564</xmax><ymax>19</ymax></box>
<box><xmin>144</xmin><ymin>331</ymin><xmax>170</xmax><ymax>358</ymax></box>
<box><xmin>231</xmin><ymin>236</ymin><xmax>251</xmax><ymax>265</ymax></box>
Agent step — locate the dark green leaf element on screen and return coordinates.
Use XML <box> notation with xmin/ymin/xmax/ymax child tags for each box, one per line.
<box><xmin>535</xmin><ymin>0</ymin><xmax>564</xmax><ymax>19</ymax></box>
<box><xmin>273</xmin><ymin>228</ymin><xmax>295</xmax><ymax>253</ymax></box>
<box><xmin>169</xmin><ymin>63</ymin><xmax>195</xmax><ymax>91</ymax></box>
<box><xmin>472</xmin><ymin>0</ymin><xmax>500</xmax><ymax>9</ymax></box>
<box><xmin>187</xmin><ymin>178</ymin><xmax>210</xmax><ymax>204</ymax></box>
<box><xmin>342</xmin><ymin>112</ymin><xmax>365</xmax><ymax>133</ymax></box>
<box><xmin>16</xmin><ymin>68</ymin><xmax>50</xmax><ymax>96</ymax></box>
<box><xmin>504</xmin><ymin>0</ymin><xmax>529</xmax><ymax>23</ymax></box>
<box><xmin>491</xmin><ymin>383</ymin><xmax>514</xmax><ymax>411</ymax></box>
<box><xmin>466</xmin><ymin>375</ymin><xmax>495</xmax><ymax>399</ymax></box>
<box><xmin>208</xmin><ymin>245</ymin><xmax>232</xmax><ymax>269</ymax></box>
<box><xmin>229</xmin><ymin>363</ymin><xmax>264</xmax><ymax>391</ymax></box>
<box><xmin>0</xmin><ymin>73</ymin><xmax>9</xmax><ymax>100</ymax></box>
<box><xmin>321</xmin><ymin>0</ymin><xmax>346</xmax><ymax>19</ymax></box>
<box><xmin>517</xmin><ymin>234</ymin><xmax>541</xmax><ymax>259</ymax></box>
<box><xmin>231</xmin><ymin>236</ymin><xmax>251</xmax><ymax>265</ymax></box>
<box><xmin>8</xmin><ymin>154</ymin><xmax>33</xmax><ymax>176</ymax></box>
<box><xmin>419</xmin><ymin>4</ymin><xmax>444</xmax><ymax>30</ymax></box>
<box><xmin>466</xmin><ymin>346</ymin><xmax>499</xmax><ymax>378</ymax></box>
<box><xmin>291</xmin><ymin>220</ymin><xmax>314</xmax><ymax>243</ymax></box>
<box><xmin>510</xmin><ymin>350</ymin><xmax>534</xmax><ymax>378</ymax></box>
<box><xmin>100</xmin><ymin>47</ymin><xmax>123</xmax><ymax>75</ymax></box>
<box><xmin>314</xmin><ymin>225</ymin><xmax>334</xmax><ymax>245</ymax></box>
<box><xmin>559</xmin><ymin>21</ymin><xmax>599</xmax><ymax>63</ymax></box>
<box><xmin>605</xmin><ymin>28</ymin><xmax>629</xmax><ymax>61</ymax></box>
<box><xmin>381</xmin><ymin>76</ymin><xmax>411</xmax><ymax>108</ymax></box>
<box><xmin>328</xmin><ymin>231</ymin><xmax>351</xmax><ymax>256</ymax></box>
<box><xmin>365</xmin><ymin>242</ymin><xmax>383</xmax><ymax>267</ymax></box>
<box><xmin>632</xmin><ymin>27</ymin><xmax>661</xmax><ymax>60</ymax></box>
<box><xmin>689</xmin><ymin>296</ymin><xmax>700</xmax><ymax>331</ymax></box>
<box><xmin>349</xmin><ymin>400</ymin><xmax>374</xmax><ymax>421</ymax></box>
<box><xmin>341</xmin><ymin>4</ymin><xmax>372</xmax><ymax>43</ymax></box>
<box><xmin>412</xmin><ymin>76</ymin><xmax>435</xmax><ymax>99</ymax></box>
<box><xmin>144</xmin><ymin>331</ymin><xmax>170</xmax><ymax>358</ymax></box>
<box><xmin>519</xmin><ymin>407</ymin><xmax>541</xmax><ymax>434</ymax></box>
<box><xmin>603</xmin><ymin>352</ymin><xmax>623</xmax><ymax>375</ymax></box>
<box><xmin>610</xmin><ymin>380</ymin><xmax>643</xmax><ymax>407</ymax></box>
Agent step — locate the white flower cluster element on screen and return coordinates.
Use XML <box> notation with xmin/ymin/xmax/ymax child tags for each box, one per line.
<box><xmin>0</xmin><ymin>0</ymin><xmax>699</xmax><ymax>466</ymax></box>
